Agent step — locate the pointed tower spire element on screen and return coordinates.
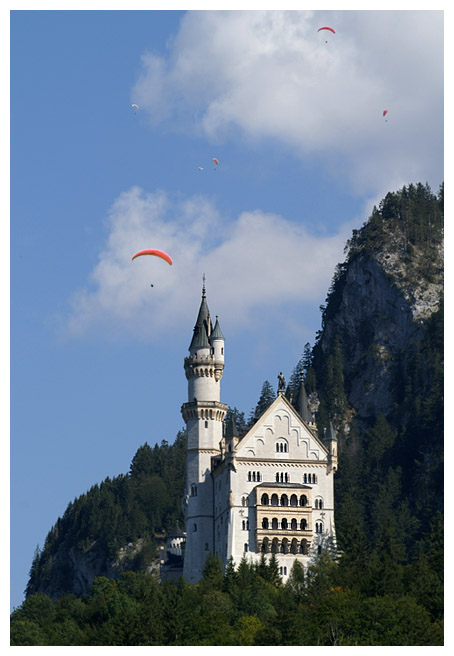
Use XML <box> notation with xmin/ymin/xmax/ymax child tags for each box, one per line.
<box><xmin>189</xmin><ymin>275</ymin><xmax>213</xmax><ymax>351</ymax></box>
<box><xmin>296</xmin><ymin>374</ymin><xmax>312</xmax><ymax>424</ymax></box>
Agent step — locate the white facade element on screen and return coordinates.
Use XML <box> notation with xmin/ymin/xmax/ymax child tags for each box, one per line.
<box><xmin>181</xmin><ymin>286</ymin><xmax>337</xmax><ymax>583</ymax></box>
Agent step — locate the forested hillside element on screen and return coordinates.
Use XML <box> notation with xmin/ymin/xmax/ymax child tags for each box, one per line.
<box><xmin>13</xmin><ymin>182</ymin><xmax>443</xmax><ymax>646</ymax></box>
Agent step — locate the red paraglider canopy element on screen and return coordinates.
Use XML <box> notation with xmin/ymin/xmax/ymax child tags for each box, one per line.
<box><xmin>131</xmin><ymin>249</ymin><xmax>173</xmax><ymax>265</ymax></box>
<box><xmin>383</xmin><ymin>110</ymin><xmax>389</xmax><ymax>116</ymax></box>
<box><xmin>318</xmin><ymin>26</ymin><xmax>335</xmax><ymax>33</ymax></box>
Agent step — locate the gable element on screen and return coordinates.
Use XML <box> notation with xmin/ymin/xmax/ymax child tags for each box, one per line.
<box><xmin>236</xmin><ymin>395</ymin><xmax>328</xmax><ymax>461</ymax></box>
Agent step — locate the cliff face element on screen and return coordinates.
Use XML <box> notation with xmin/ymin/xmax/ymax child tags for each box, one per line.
<box><xmin>318</xmin><ymin>247</ymin><xmax>442</xmax><ymax>423</ymax></box>
<box><xmin>313</xmin><ymin>185</ymin><xmax>443</xmax><ymax>430</ymax></box>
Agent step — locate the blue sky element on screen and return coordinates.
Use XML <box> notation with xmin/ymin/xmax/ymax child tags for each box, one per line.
<box><xmin>9</xmin><ymin>7</ymin><xmax>444</xmax><ymax>610</ymax></box>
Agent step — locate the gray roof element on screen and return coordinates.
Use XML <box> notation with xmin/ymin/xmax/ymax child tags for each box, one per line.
<box><xmin>324</xmin><ymin>420</ymin><xmax>338</xmax><ymax>442</ymax></box>
<box><xmin>295</xmin><ymin>377</ymin><xmax>312</xmax><ymax>423</ymax></box>
<box><xmin>211</xmin><ymin>316</ymin><xmax>225</xmax><ymax>341</ymax></box>
<box><xmin>189</xmin><ymin>284</ymin><xmax>213</xmax><ymax>350</ymax></box>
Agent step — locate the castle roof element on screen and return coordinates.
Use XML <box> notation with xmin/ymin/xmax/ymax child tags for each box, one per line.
<box><xmin>294</xmin><ymin>376</ymin><xmax>312</xmax><ymax>423</ymax></box>
<box><xmin>189</xmin><ymin>281</ymin><xmax>213</xmax><ymax>350</ymax></box>
<box><xmin>211</xmin><ymin>316</ymin><xmax>225</xmax><ymax>341</ymax></box>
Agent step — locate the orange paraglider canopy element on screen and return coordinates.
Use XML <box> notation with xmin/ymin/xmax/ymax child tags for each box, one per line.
<box><xmin>131</xmin><ymin>249</ymin><xmax>173</xmax><ymax>265</ymax></box>
<box><xmin>212</xmin><ymin>158</ymin><xmax>219</xmax><ymax>165</ymax></box>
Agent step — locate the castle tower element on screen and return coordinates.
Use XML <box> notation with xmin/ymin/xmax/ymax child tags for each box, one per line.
<box><xmin>181</xmin><ymin>280</ymin><xmax>227</xmax><ymax>582</ymax></box>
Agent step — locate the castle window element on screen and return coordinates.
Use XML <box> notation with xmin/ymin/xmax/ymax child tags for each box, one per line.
<box><xmin>281</xmin><ymin>494</ymin><xmax>288</xmax><ymax>507</ymax></box>
<box><xmin>303</xmin><ymin>474</ymin><xmax>307</xmax><ymax>483</ymax></box>
<box><xmin>291</xmin><ymin>518</ymin><xmax>297</xmax><ymax>530</ymax></box>
<box><xmin>315</xmin><ymin>522</ymin><xmax>323</xmax><ymax>534</ymax></box>
<box><xmin>256</xmin><ymin>472</ymin><xmax>261</xmax><ymax>482</ymax></box>
<box><xmin>300</xmin><ymin>518</ymin><xmax>307</xmax><ymax>530</ymax></box>
<box><xmin>248</xmin><ymin>472</ymin><xmax>252</xmax><ymax>482</ymax></box>
<box><xmin>300</xmin><ymin>495</ymin><xmax>308</xmax><ymax>507</ymax></box>
<box><xmin>276</xmin><ymin>473</ymin><xmax>279</xmax><ymax>482</ymax></box>
<box><xmin>281</xmin><ymin>518</ymin><xmax>288</xmax><ymax>530</ymax></box>
<box><xmin>290</xmin><ymin>494</ymin><xmax>298</xmax><ymax>507</ymax></box>
<box><xmin>318</xmin><ymin>545</ymin><xmax>323</xmax><ymax>554</ymax></box>
<box><xmin>261</xmin><ymin>493</ymin><xmax>269</xmax><ymax>505</ymax></box>
<box><xmin>271</xmin><ymin>494</ymin><xmax>279</xmax><ymax>506</ymax></box>
<box><xmin>205</xmin><ymin>421</ymin><xmax>208</xmax><ymax>428</ymax></box>
<box><xmin>205</xmin><ymin>543</ymin><xmax>209</xmax><ymax>551</ymax></box>
<box><xmin>272</xmin><ymin>517</ymin><xmax>278</xmax><ymax>530</ymax></box>
<box><xmin>262</xmin><ymin>518</ymin><xmax>269</xmax><ymax>529</ymax></box>
<box><xmin>261</xmin><ymin>538</ymin><xmax>269</xmax><ymax>553</ymax></box>
<box><xmin>300</xmin><ymin>539</ymin><xmax>308</xmax><ymax>555</ymax></box>
<box><xmin>191</xmin><ymin>485</ymin><xmax>197</xmax><ymax>497</ymax></box>
<box><xmin>244</xmin><ymin>543</ymin><xmax>248</xmax><ymax>553</ymax></box>
<box><xmin>193</xmin><ymin>523</ymin><xmax>197</xmax><ymax>532</ymax></box>
<box><xmin>291</xmin><ymin>538</ymin><xmax>298</xmax><ymax>554</ymax></box>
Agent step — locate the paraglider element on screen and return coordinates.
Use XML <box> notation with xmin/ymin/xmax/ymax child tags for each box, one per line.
<box><xmin>318</xmin><ymin>26</ymin><xmax>335</xmax><ymax>43</ymax></box>
<box><xmin>212</xmin><ymin>158</ymin><xmax>219</xmax><ymax>166</ymax></box>
<box><xmin>131</xmin><ymin>103</ymin><xmax>139</xmax><ymax>114</ymax></box>
<box><xmin>198</xmin><ymin>166</ymin><xmax>204</xmax><ymax>171</ymax></box>
<box><xmin>131</xmin><ymin>249</ymin><xmax>173</xmax><ymax>265</ymax></box>
<box><xmin>383</xmin><ymin>109</ymin><xmax>389</xmax><ymax>122</ymax></box>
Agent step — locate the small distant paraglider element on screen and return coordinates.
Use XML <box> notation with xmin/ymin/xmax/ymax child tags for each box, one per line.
<box><xmin>383</xmin><ymin>109</ymin><xmax>389</xmax><ymax>122</ymax></box>
<box><xmin>198</xmin><ymin>166</ymin><xmax>204</xmax><ymax>171</ymax></box>
<box><xmin>212</xmin><ymin>158</ymin><xmax>219</xmax><ymax>170</ymax></box>
<box><xmin>131</xmin><ymin>103</ymin><xmax>139</xmax><ymax>114</ymax></box>
<box><xmin>318</xmin><ymin>26</ymin><xmax>335</xmax><ymax>43</ymax></box>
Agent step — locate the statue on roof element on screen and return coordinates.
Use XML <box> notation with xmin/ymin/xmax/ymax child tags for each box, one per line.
<box><xmin>278</xmin><ymin>371</ymin><xmax>286</xmax><ymax>393</ymax></box>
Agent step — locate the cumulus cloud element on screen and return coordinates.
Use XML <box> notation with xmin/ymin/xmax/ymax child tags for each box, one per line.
<box><xmin>63</xmin><ymin>188</ymin><xmax>351</xmax><ymax>340</ymax></box>
<box><xmin>132</xmin><ymin>10</ymin><xmax>443</xmax><ymax>193</ymax></box>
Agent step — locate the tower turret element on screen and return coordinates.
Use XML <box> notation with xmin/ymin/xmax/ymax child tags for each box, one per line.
<box><xmin>181</xmin><ymin>281</ymin><xmax>227</xmax><ymax>582</ymax></box>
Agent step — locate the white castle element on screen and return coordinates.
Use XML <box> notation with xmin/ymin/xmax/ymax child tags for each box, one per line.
<box><xmin>180</xmin><ymin>283</ymin><xmax>338</xmax><ymax>583</ymax></box>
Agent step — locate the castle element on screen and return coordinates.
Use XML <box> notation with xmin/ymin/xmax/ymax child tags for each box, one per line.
<box><xmin>180</xmin><ymin>283</ymin><xmax>337</xmax><ymax>583</ymax></box>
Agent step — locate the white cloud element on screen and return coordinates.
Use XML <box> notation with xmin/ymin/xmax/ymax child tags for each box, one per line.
<box><xmin>132</xmin><ymin>10</ymin><xmax>443</xmax><ymax>193</ymax></box>
<box><xmin>63</xmin><ymin>188</ymin><xmax>351</xmax><ymax>340</ymax></box>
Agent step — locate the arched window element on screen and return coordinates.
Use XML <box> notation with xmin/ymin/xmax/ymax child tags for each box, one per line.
<box><xmin>244</xmin><ymin>543</ymin><xmax>248</xmax><ymax>553</ymax></box>
<box><xmin>272</xmin><ymin>517</ymin><xmax>279</xmax><ymax>530</ymax></box>
<box><xmin>256</xmin><ymin>472</ymin><xmax>261</xmax><ymax>482</ymax></box>
<box><xmin>193</xmin><ymin>523</ymin><xmax>197</xmax><ymax>532</ymax></box>
<box><xmin>261</xmin><ymin>493</ymin><xmax>269</xmax><ymax>505</ymax></box>
<box><xmin>242</xmin><ymin>520</ymin><xmax>246</xmax><ymax>530</ymax></box>
<box><xmin>291</xmin><ymin>538</ymin><xmax>298</xmax><ymax>554</ymax></box>
<box><xmin>300</xmin><ymin>518</ymin><xmax>307</xmax><ymax>530</ymax></box>
<box><xmin>248</xmin><ymin>472</ymin><xmax>252</xmax><ymax>482</ymax></box>
<box><xmin>300</xmin><ymin>539</ymin><xmax>308</xmax><ymax>555</ymax></box>
<box><xmin>303</xmin><ymin>473</ymin><xmax>307</xmax><ymax>483</ymax></box>
<box><xmin>285</xmin><ymin>472</ymin><xmax>289</xmax><ymax>482</ymax></box>
<box><xmin>262</xmin><ymin>517</ymin><xmax>269</xmax><ymax>529</ymax></box>
<box><xmin>315</xmin><ymin>522</ymin><xmax>323</xmax><ymax>534</ymax></box>
<box><xmin>252</xmin><ymin>472</ymin><xmax>256</xmax><ymax>482</ymax></box>
<box><xmin>281</xmin><ymin>494</ymin><xmax>289</xmax><ymax>506</ymax></box>
<box><xmin>281</xmin><ymin>538</ymin><xmax>289</xmax><ymax>554</ymax></box>
<box><xmin>300</xmin><ymin>495</ymin><xmax>308</xmax><ymax>507</ymax></box>
<box><xmin>271</xmin><ymin>538</ymin><xmax>279</xmax><ymax>554</ymax></box>
<box><xmin>290</xmin><ymin>494</ymin><xmax>298</xmax><ymax>507</ymax></box>
<box><xmin>281</xmin><ymin>518</ymin><xmax>288</xmax><ymax>530</ymax></box>
<box><xmin>276</xmin><ymin>473</ymin><xmax>280</xmax><ymax>482</ymax></box>
<box><xmin>276</xmin><ymin>443</ymin><xmax>279</xmax><ymax>452</ymax></box>
<box><xmin>291</xmin><ymin>518</ymin><xmax>297</xmax><ymax>530</ymax></box>
<box><xmin>262</xmin><ymin>538</ymin><xmax>269</xmax><ymax>553</ymax></box>
<box><xmin>271</xmin><ymin>493</ymin><xmax>279</xmax><ymax>506</ymax></box>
